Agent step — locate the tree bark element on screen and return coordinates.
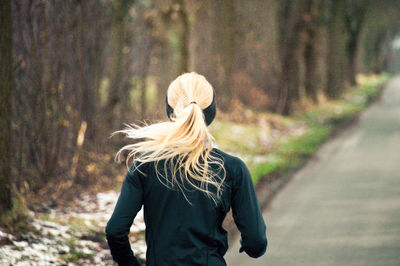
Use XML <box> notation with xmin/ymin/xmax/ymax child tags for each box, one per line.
<box><xmin>232</xmin><ymin>0</ymin><xmax>280</xmax><ymax>110</ymax></box>
<box><xmin>275</xmin><ymin>0</ymin><xmax>309</xmax><ymax>115</ymax></box>
<box><xmin>176</xmin><ymin>0</ymin><xmax>189</xmax><ymax>74</ymax></box>
<box><xmin>106</xmin><ymin>0</ymin><xmax>134</xmax><ymax>129</ymax></box>
<box><xmin>344</xmin><ymin>1</ymin><xmax>368</xmax><ymax>86</ymax></box>
<box><xmin>214</xmin><ymin>0</ymin><xmax>235</xmax><ymax>108</ymax></box>
<box><xmin>304</xmin><ymin>0</ymin><xmax>329</xmax><ymax>102</ymax></box>
<box><xmin>326</xmin><ymin>0</ymin><xmax>348</xmax><ymax>98</ymax></box>
<box><xmin>0</xmin><ymin>0</ymin><xmax>13</xmax><ymax>215</ymax></box>
<box><xmin>188</xmin><ymin>0</ymin><xmax>236</xmax><ymax>110</ymax></box>
<box><xmin>347</xmin><ymin>36</ymin><xmax>358</xmax><ymax>85</ymax></box>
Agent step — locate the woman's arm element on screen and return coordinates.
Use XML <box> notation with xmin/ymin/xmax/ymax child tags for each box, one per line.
<box><xmin>105</xmin><ymin>162</ymin><xmax>145</xmax><ymax>265</ymax></box>
<box><xmin>231</xmin><ymin>158</ymin><xmax>268</xmax><ymax>258</ymax></box>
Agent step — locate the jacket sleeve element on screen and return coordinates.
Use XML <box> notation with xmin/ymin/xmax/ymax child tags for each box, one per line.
<box><xmin>105</xmin><ymin>161</ymin><xmax>145</xmax><ymax>266</ymax></box>
<box><xmin>231</xmin><ymin>158</ymin><xmax>268</xmax><ymax>258</ymax></box>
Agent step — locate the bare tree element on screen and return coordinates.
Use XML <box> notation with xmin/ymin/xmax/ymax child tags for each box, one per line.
<box><xmin>105</xmin><ymin>0</ymin><xmax>135</xmax><ymax>129</ymax></box>
<box><xmin>188</xmin><ymin>0</ymin><xmax>236</xmax><ymax>110</ymax></box>
<box><xmin>344</xmin><ymin>0</ymin><xmax>369</xmax><ymax>85</ymax></box>
<box><xmin>359</xmin><ymin>0</ymin><xmax>400</xmax><ymax>74</ymax></box>
<box><xmin>303</xmin><ymin>0</ymin><xmax>329</xmax><ymax>102</ymax></box>
<box><xmin>275</xmin><ymin>0</ymin><xmax>309</xmax><ymax>114</ymax></box>
<box><xmin>0</xmin><ymin>0</ymin><xmax>13</xmax><ymax>216</ymax></box>
<box><xmin>326</xmin><ymin>0</ymin><xmax>348</xmax><ymax>98</ymax></box>
<box><xmin>232</xmin><ymin>0</ymin><xmax>281</xmax><ymax>110</ymax></box>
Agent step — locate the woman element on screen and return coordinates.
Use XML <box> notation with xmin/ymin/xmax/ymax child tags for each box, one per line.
<box><xmin>106</xmin><ymin>72</ymin><xmax>267</xmax><ymax>265</ymax></box>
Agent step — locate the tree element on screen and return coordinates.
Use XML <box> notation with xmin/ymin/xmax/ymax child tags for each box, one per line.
<box><xmin>275</xmin><ymin>0</ymin><xmax>309</xmax><ymax>114</ymax></box>
<box><xmin>106</xmin><ymin>0</ymin><xmax>136</xmax><ymax>128</ymax></box>
<box><xmin>344</xmin><ymin>0</ymin><xmax>369</xmax><ymax>85</ymax></box>
<box><xmin>359</xmin><ymin>0</ymin><xmax>400</xmax><ymax>74</ymax></box>
<box><xmin>0</xmin><ymin>0</ymin><xmax>13</xmax><ymax>216</ymax></box>
<box><xmin>175</xmin><ymin>0</ymin><xmax>190</xmax><ymax>74</ymax></box>
<box><xmin>232</xmin><ymin>0</ymin><xmax>280</xmax><ymax>110</ymax></box>
<box><xmin>326</xmin><ymin>0</ymin><xmax>348</xmax><ymax>98</ymax></box>
<box><xmin>188</xmin><ymin>0</ymin><xmax>236</xmax><ymax>110</ymax></box>
<box><xmin>303</xmin><ymin>0</ymin><xmax>329</xmax><ymax>102</ymax></box>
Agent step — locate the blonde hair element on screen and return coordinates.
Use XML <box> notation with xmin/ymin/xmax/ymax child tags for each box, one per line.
<box><xmin>112</xmin><ymin>72</ymin><xmax>225</xmax><ymax>204</ymax></box>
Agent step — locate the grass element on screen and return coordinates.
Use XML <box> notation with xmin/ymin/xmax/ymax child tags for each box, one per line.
<box><xmin>59</xmin><ymin>238</ymin><xmax>94</xmax><ymax>263</ymax></box>
<box><xmin>211</xmin><ymin>73</ymin><xmax>389</xmax><ymax>184</ymax></box>
<box><xmin>250</xmin><ymin>124</ymin><xmax>332</xmax><ymax>183</ymax></box>
<box><xmin>210</xmin><ymin>120</ymin><xmax>266</xmax><ymax>155</ymax></box>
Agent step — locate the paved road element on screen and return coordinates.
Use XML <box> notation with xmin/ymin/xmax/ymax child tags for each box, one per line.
<box><xmin>226</xmin><ymin>77</ymin><xmax>400</xmax><ymax>266</ymax></box>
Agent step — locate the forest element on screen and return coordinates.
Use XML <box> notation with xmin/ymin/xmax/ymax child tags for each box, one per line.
<box><xmin>1</xmin><ymin>0</ymin><xmax>400</xmax><ymax>264</ymax></box>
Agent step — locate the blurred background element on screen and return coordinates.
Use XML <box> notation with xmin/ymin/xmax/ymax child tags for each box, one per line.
<box><xmin>1</xmin><ymin>0</ymin><xmax>400</xmax><ymax>265</ymax></box>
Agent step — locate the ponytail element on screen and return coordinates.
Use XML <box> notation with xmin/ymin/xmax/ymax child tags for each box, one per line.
<box><xmin>112</xmin><ymin>72</ymin><xmax>225</xmax><ymax>204</ymax></box>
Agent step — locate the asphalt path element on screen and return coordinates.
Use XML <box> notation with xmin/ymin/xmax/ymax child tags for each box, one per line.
<box><xmin>226</xmin><ymin>77</ymin><xmax>400</xmax><ymax>266</ymax></box>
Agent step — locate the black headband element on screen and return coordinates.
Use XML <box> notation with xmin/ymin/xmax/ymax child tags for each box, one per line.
<box><xmin>165</xmin><ymin>89</ymin><xmax>217</xmax><ymax>126</ymax></box>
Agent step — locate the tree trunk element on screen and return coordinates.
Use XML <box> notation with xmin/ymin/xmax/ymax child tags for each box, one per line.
<box><xmin>76</xmin><ymin>1</ymin><xmax>105</xmax><ymax>142</ymax></box>
<box><xmin>275</xmin><ymin>0</ymin><xmax>309</xmax><ymax>115</ymax></box>
<box><xmin>188</xmin><ymin>0</ymin><xmax>236</xmax><ymax>110</ymax></box>
<box><xmin>0</xmin><ymin>0</ymin><xmax>13</xmax><ymax>215</ymax></box>
<box><xmin>106</xmin><ymin>0</ymin><xmax>134</xmax><ymax>129</ymax></box>
<box><xmin>344</xmin><ymin>0</ymin><xmax>368</xmax><ymax>86</ymax></box>
<box><xmin>232</xmin><ymin>0</ymin><xmax>280</xmax><ymax>110</ymax></box>
<box><xmin>304</xmin><ymin>0</ymin><xmax>329</xmax><ymax>102</ymax></box>
<box><xmin>347</xmin><ymin>36</ymin><xmax>358</xmax><ymax>85</ymax></box>
<box><xmin>214</xmin><ymin>0</ymin><xmax>235</xmax><ymax>109</ymax></box>
<box><xmin>176</xmin><ymin>0</ymin><xmax>189</xmax><ymax>74</ymax></box>
<box><xmin>326</xmin><ymin>0</ymin><xmax>348</xmax><ymax>98</ymax></box>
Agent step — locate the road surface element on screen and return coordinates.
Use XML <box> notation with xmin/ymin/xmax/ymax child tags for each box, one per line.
<box><xmin>226</xmin><ymin>77</ymin><xmax>400</xmax><ymax>266</ymax></box>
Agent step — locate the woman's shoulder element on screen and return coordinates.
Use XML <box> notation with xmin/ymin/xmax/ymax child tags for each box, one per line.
<box><xmin>211</xmin><ymin>148</ymin><xmax>253</xmax><ymax>190</ymax></box>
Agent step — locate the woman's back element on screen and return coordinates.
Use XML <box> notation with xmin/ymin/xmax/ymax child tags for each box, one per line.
<box><xmin>106</xmin><ymin>148</ymin><xmax>267</xmax><ymax>265</ymax></box>
<box><xmin>105</xmin><ymin>72</ymin><xmax>267</xmax><ymax>265</ymax></box>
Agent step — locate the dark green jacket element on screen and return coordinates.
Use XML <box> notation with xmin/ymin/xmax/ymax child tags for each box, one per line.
<box><xmin>105</xmin><ymin>148</ymin><xmax>267</xmax><ymax>265</ymax></box>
